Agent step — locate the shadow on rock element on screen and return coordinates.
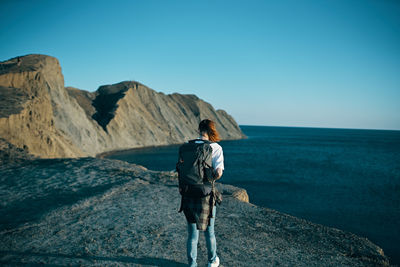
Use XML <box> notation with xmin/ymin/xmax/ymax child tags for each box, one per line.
<box><xmin>0</xmin><ymin>250</ymin><xmax>187</xmax><ymax>266</ymax></box>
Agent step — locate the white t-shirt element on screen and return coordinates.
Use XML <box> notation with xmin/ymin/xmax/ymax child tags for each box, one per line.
<box><xmin>194</xmin><ymin>140</ymin><xmax>224</xmax><ymax>171</ymax></box>
<box><xmin>210</xmin><ymin>142</ymin><xmax>224</xmax><ymax>171</ymax></box>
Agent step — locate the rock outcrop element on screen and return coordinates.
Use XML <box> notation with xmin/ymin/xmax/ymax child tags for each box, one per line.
<box><xmin>0</xmin><ymin>54</ymin><xmax>245</xmax><ymax>158</ymax></box>
<box><xmin>0</xmin><ymin>155</ymin><xmax>390</xmax><ymax>266</ymax></box>
<box><xmin>0</xmin><ymin>55</ymin><xmax>86</xmax><ymax>158</ymax></box>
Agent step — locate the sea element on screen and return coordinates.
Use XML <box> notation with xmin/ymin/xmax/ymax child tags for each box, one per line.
<box><xmin>106</xmin><ymin>125</ymin><xmax>400</xmax><ymax>265</ymax></box>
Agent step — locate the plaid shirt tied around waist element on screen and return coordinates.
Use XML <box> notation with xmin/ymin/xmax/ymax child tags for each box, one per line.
<box><xmin>180</xmin><ymin>194</ymin><xmax>216</xmax><ymax>231</ymax></box>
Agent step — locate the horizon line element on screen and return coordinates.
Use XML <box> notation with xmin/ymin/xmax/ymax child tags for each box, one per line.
<box><xmin>238</xmin><ymin>124</ymin><xmax>400</xmax><ymax>132</ymax></box>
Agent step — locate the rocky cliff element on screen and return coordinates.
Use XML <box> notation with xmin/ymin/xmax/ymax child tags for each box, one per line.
<box><xmin>0</xmin><ymin>54</ymin><xmax>245</xmax><ymax>158</ymax></box>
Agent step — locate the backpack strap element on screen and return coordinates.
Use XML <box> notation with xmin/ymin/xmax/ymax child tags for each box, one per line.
<box><xmin>188</xmin><ymin>139</ymin><xmax>212</xmax><ymax>144</ymax></box>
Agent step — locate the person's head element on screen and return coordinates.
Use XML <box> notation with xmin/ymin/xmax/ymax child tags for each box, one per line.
<box><xmin>199</xmin><ymin>119</ymin><xmax>221</xmax><ymax>142</ymax></box>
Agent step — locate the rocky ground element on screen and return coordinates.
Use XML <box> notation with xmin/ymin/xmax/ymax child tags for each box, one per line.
<box><xmin>0</xmin><ymin>148</ymin><xmax>391</xmax><ymax>267</ymax></box>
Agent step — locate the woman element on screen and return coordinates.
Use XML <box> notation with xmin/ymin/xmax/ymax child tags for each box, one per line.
<box><xmin>180</xmin><ymin>119</ymin><xmax>224</xmax><ymax>267</ymax></box>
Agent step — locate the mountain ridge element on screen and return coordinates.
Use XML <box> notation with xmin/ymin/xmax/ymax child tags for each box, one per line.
<box><xmin>0</xmin><ymin>54</ymin><xmax>245</xmax><ymax>158</ymax></box>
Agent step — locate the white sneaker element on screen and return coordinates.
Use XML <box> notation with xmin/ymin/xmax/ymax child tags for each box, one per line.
<box><xmin>208</xmin><ymin>256</ymin><xmax>220</xmax><ymax>267</ymax></box>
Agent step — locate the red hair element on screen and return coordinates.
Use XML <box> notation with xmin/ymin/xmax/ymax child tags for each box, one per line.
<box><xmin>199</xmin><ymin>119</ymin><xmax>221</xmax><ymax>142</ymax></box>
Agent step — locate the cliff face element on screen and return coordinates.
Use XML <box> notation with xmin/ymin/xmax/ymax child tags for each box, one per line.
<box><xmin>89</xmin><ymin>82</ymin><xmax>245</xmax><ymax>150</ymax></box>
<box><xmin>0</xmin><ymin>54</ymin><xmax>245</xmax><ymax>158</ymax></box>
<box><xmin>0</xmin><ymin>55</ymin><xmax>88</xmax><ymax>158</ymax></box>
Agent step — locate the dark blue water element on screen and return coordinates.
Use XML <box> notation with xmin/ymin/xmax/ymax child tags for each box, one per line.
<box><xmin>106</xmin><ymin>126</ymin><xmax>400</xmax><ymax>265</ymax></box>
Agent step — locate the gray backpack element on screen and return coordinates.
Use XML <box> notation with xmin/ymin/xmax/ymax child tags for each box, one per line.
<box><xmin>176</xmin><ymin>139</ymin><xmax>215</xmax><ymax>197</ymax></box>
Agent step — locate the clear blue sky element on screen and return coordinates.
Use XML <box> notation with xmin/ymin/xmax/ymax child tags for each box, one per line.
<box><xmin>1</xmin><ymin>0</ymin><xmax>399</xmax><ymax>130</ymax></box>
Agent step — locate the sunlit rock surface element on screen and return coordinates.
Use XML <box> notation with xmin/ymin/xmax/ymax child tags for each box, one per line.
<box><xmin>0</xmin><ymin>54</ymin><xmax>245</xmax><ymax>158</ymax></box>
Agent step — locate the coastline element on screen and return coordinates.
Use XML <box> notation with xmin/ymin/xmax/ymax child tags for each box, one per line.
<box><xmin>95</xmin><ymin>143</ymin><xmax>181</xmax><ymax>159</ymax></box>
<box><xmin>0</xmin><ymin>154</ymin><xmax>390</xmax><ymax>266</ymax></box>
<box><xmin>95</xmin><ymin>135</ymin><xmax>247</xmax><ymax>159</ymax></box>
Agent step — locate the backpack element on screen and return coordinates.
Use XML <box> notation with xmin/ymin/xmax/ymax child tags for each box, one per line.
<box><xmin>176</xmin><ymin>139</ymin><xmax>215</xmax><ymax>197</ymax></box>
